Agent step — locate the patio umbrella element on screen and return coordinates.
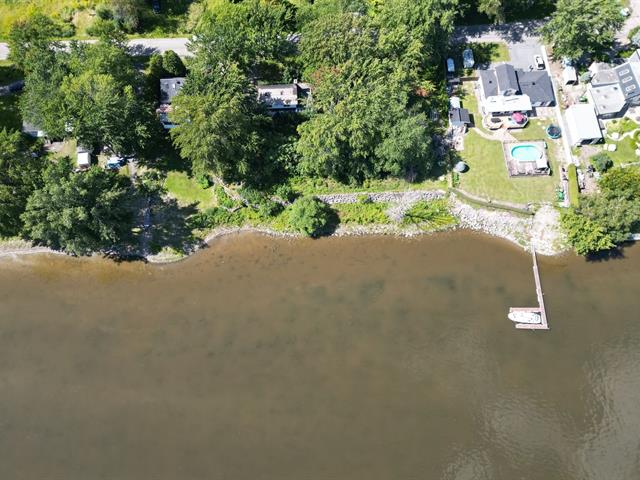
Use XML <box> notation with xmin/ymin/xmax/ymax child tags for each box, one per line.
<box><xmin>512</xmin><ymin>112</ymin><xmax>525</xmax><ymax>124</ymax></box>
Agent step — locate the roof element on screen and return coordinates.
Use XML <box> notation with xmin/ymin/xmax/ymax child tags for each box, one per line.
<box><xmin>589</xmin><ymin>84</ymin><xmax>627</xmax><ymax>116</ymax></box>
<box><xmin>257</xmin><ymin>83</ymin><xmax>300</xmax><ymax>109</ymax></box>
<box><xmin>614</xmin><ymin>62</ymin><xmax>640</xmax><ymax>100</ymax></box>
<box><xmin>562</xmin><ymin>66</ymin><xmax>578</xmax><ymax>84</ymax></box>
<box><xmin>159</xmin><ymin>77</ymin><xmax>186</xmax><ymax>104</ymax></box>
<box><xmin>495</xmin><ymin>64</ymin><xmax>519</xmax><ymax>93</ymax></box>
<box><xmin>565</xmin><ymin>104</ymin><xmax>602</xmax><ymax>143</ymax></box>
<box><xmin>517</xmin><ymin>70</ymin><xmax>555</xmax><ymax>105</ymax></box>
<box><xmin>483</xmin><ymin>94</ymin><xmax>532</xmax><ymax>113</ymax></box>
<box><xmin>450</xmin><ymin>108</ymin><xmax>471</xmax><ymax>124</ymax></box>
<box><xmin>77</xmin><ymin>152</ymin><xmax>90</xmax><ymax>166</ymax></box>
<box><xmin>479</xmin><ymin>69</ymin><xmax>498</xmax><ymax>97</ymax></box>
<box><xmin>479</xmin><ymin>65</ymin><xmax>554</xmax><ymax>105</ymax></box>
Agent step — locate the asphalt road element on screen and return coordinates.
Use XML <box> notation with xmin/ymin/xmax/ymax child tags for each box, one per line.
<box><xmin>0</xmin><ymin>37</ymin><xmax>190</xmax><ymax>61</ymax></box>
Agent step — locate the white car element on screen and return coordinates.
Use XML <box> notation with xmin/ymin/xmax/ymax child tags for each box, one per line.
<box><xmin>534</xmin><ymin>55</ymin><xmax>545</xmax><ymax>70</ymax></box>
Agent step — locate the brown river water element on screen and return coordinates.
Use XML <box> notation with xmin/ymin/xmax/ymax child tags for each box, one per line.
<box><xmin>1</xmin><ymin>232</ymin><xmax>639</xmax><ymax>479</ymax></box>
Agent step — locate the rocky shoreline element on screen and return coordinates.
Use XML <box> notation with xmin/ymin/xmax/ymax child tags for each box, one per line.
<box><xmin>1</xmin><ymin>193</ymin><xmax>570</xmax><ymax>263</ymax></box>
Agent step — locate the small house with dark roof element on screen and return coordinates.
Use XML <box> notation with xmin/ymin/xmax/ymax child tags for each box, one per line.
<box><xmin>449</xmin><ymin>108</ymin><xmax>471</xmax><ymax>128</ymax></box>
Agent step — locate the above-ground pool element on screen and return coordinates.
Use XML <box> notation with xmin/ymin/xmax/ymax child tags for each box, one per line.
<box><xmin>511</xmin><ymin>144</ymin><xmax>543</xmax><ymax>162</ymax></box>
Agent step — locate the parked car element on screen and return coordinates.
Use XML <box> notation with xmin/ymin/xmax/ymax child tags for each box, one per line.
<box><xmin>151</xmin><ymin>0</ymin><xmax>161</xmax><ymax>14</ymax></box>
<box><xmin>534</xmin><ymin>55</ymin><xmax>545</xmax><ymax>70</ymax></box>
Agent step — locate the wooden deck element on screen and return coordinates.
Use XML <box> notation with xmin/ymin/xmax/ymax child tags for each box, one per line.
<box><xmin>510</xmin><ymin>245</ymin><xmax>549</xmax><ymax>330</ymax></box>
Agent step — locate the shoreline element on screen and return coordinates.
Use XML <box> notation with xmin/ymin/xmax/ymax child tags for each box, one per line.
<box><xmin>1</xmin><ymin>197</ymin><xmax>571</xmax><ymax>264</ymax></box>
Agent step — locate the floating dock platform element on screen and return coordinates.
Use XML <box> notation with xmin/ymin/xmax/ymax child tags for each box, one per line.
<box><xmin>510</xmin><ymin>244</ymin><xmax>549</xmax><ymax>330</ymax></box>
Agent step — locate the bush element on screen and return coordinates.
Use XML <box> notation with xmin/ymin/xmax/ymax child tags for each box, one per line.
<box><xmin>96</xmin><ymin>5</ymin><xmax>113</xmax><ymax>20</ymax></box>
<box><xmin>287</xmin><ymin>196</ymin><xmax>335</xmax><ymax>237</ymax></box>
<box><xmin>567</xmin><ymin>164</ymin><xmax>580</xmax><ymax>207</ymax></box>
<box><xmin>214</xmin><ymin>185</ymin><xmax>237</xmax><ymax>209</ymax></box>
<box><xmin>162</xmin><ymin>50</ymin><xmax>186</xmax><ymax>77</ymax></box>
<box><xmin>590</xmin><ymin>153</ymin><xmax>613</xmax><ymax>173</ymax></box>
<box><xmin>273</xmin><ymin>183</ymin><xmax>297</xmax><ymax>203</ymax></box>
<box><xmin>334</xmin><ymin>201</ymin><xmax>389</xmax><ymax>225</ymax></box>
<box><xmin>402</xmin><ymin>199</ymin><xmax>456</xmax><ymax>230</ymax></box>
<box><xmin>195</xmin><ymin>173</ymin><xmax>211</xmax><ymax>189</ymax></box>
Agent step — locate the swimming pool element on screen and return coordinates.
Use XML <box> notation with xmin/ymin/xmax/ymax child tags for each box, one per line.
<box><xmin>511</xmin><ymin>144</ymin><xmax>543</xmax><ymax>162</ymax></box>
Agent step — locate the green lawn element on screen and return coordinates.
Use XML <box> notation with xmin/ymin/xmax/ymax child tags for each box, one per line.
<box><xmin>164</xmin><ymin>171</ymin><xmax>215</xmax><ymax>209</ymax></box>
<box><xmin>0</xmin><ymin>93</ymin><xmax>21</xmax><ymax>131</ymax></box>
<box><xmin>458</xmin><ymin>129</ymin><xmax>560</xmax><ymax>204</ymax></box>
<box><xmin>605</xmin><ymin>117</ymin><xmax>638</xmax><ymax>136</ymax></box>
<box><xmin>0</xmin><ymin>0</ymin><xmax>194</xmax><ymax>40</ymax></box>
<box><xmin>604</xmin><ymin>137</ymin><xmax>638</xmax><ymax>166</ymax></box>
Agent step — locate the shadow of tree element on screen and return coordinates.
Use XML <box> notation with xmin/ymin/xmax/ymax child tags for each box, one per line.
<box><xmin>149</xmin><ymin>196</ymin><xmax>200</xmax><ymax>254</ymax></box>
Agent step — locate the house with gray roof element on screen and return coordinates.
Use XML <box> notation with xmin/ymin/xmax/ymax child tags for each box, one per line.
<box><xmin>587</xmin><ymin>50</ymin><xmax>640</xmax><ymax>118</ymax></box>
<box><xmin>478</xmin><ymin>62</ymin><xmax>555</xmax><ymax>115</ymax></box>
<box><xmin>159</xmin><ymin>77</ymin><xmax>186</xmax><ymax>104</ymax></box>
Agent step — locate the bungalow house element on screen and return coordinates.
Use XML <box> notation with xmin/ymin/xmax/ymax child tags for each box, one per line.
<box><xmin>257</xmin><ymin>81</ymin><xmax>311</xmax><ymax>112</ymax></box>
<box><xmin>565</xmin><ymin>104</ymin><xmax>603</xmax><ymax>146</ymax></box>
<box><xmin>587</xmin><ymin>51</ymin><xmax>640</xmax><ymax>119</ymax></box>
<box><xmin>157</xmin><ymin>77</ymin><xmax>186</xmax><ymax>129</ymax></box>
<box><xmin>478</xmin><ymin>63</ymin><xmax>555</xmax><ymax>115</ymax></box>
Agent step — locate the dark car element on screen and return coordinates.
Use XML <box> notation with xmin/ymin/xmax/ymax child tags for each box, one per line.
<box><xmin>151</xmin><ymin>0</ymin><xmax>161</xmax><ymax>14</ymax></box>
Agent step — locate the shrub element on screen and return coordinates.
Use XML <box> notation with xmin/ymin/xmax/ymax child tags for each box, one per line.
<box><xmin>195</xmin><ymin>173</ymin><xmax>211</xmax><ymax>189</ymax></box>
<box><xmin>590</xmin><ymin>153</ymin><xmax>613</xmax><ymax>173</ymax></box>
<box><xmin>402</xmin><ymin>199</ymin><xmax>456</xmax><ymax>230</ymax></box>
<box><xmin>273</xmin><ymin>183</ymin><xmax>297</xmax><ymax>203</ymax></box>
<box><xmin>287</xmin><ymin>196</ymin><xmax>335</xmax><ymax>237</ymax></box>
<box><xmin>162</xmin><ymin>50</ymin><xmax>186</xmax><ymax>77</ymax></box>
<box><xmin>214</xmin><ymin>185</ymin><xmax>237</xmax><ymax>209</ymax></box>
<box><xmin>334</xmin><ymin>201</ymin><xmax>389</xmax><ymax>225</ymax></box>
<box><xmin>96</xmin><ymin>5</ymin><xmax>113</xmax><ymax>20</ymax></box>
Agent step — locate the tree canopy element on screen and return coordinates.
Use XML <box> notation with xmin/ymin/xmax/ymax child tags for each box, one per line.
<box><xmin>0</xmin><ymin>129</ymin><xmax>46</xmax><ymax>237</ymax></box>
<box><xmin>540</xmin><ymin>0</ymin><xmax>624</xmax><ymax>60</ymax></box>
<box><xmin>562</xmin><ymin>167</ymin><xmax>640</xmax><ymax>255</ymax></box>
<box><xmin>21</xmin><ymin>158</ymin><xmax>134</xmax><ymax>256</ymax></box>
<box><xmin>18</xmin><ymin>29</ymin><xmax>158</xmax><ymax>158</ymax></box>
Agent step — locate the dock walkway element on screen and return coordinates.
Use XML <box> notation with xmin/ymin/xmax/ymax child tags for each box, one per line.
<box><xmin>510</xmin><ymin>244</ymin><xmax>549</xmax><ymax>330</ymax></box>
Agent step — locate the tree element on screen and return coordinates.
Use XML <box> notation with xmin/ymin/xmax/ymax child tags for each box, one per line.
<box><xmin>287</xmin><ymin>196</ymin><xmax>335</xmax><ymax>237</ymax></box>
<box><xmin>8</xmin><ymin>13</ymin><xmax>60</xmax><ymax>71</ymax></box>
<box><xmin>162</xmin><ymin>50</ymin><xmax>186</xmax><ymax>77</ymax></box>
<box><xmin>21</xmin><ymin>158</ymin><xmax>134</xmax><ymax>256</ymax></box>
<box><xmin>540</xmin><ymin>0</ymin><xmax>624</xmax><ymax>60</ymax></box>
<box><xmin>590</xmin><ymin>152</ymin><xmax>613</xmax><ymax>173</ymax></box>
<box><xmin>560</xmin><ymin>209</ymin><xmax>615</xmax><ymax>255</ymax></box>
<box><xmin>0</xmin><ymin>129</ymin><xmax>46</xmax><ymax>237</ymax></box>
<box><xmin>561</xmin><ymin>167</ymin><xmax>640</xmax><ymax>254</ymax></box>
<box><xmin>20</xmin><ymin>35</ymin><xmax>158</xmax><ymax>159</ymax></box>
<box><xmin>170</xmin><ymin>63</ymin><xmax>268</xmax><ymax>182</ymax></box>
<box><xmin>189</xmin><ymin>0</ymin><xmax>294</xmax><ymax>77</ymax></box>
<box><xmin>478</xmin><ymin>0</ymin><xmax>505</xmax><ymax>23</ymax></box>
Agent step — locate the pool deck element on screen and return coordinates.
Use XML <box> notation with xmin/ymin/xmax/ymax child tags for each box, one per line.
<box><xmin>502</xmin><ymin>140</ymin><xmax>550</xmax><ymax>177</ymax></box>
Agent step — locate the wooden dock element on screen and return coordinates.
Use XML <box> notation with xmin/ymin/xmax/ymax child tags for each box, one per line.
<box><xmin>509</xmin><ymin>244</ymin><xmax>549</xmax><ymax>330</ymax></box>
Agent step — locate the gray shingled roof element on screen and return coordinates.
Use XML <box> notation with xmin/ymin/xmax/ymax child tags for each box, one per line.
<box><xmin>495</xmin><ymin>64</ymin><xmax>519</xmax><ymax>94</ymax></box>
<box><xmin>516</xmin><ymin>70</ymin><xmax>555</xmax><ymax>105</ymax></box>
<box><xmin>160</xmin><ymin>77</ymin><xmax>186</xmax><ymax>104</ymax></box>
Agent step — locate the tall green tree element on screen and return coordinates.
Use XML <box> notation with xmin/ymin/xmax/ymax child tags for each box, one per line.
<box><xmin>540</xmin><ymin>0</ymin><xmax>624</xmax><ymax>60</ymax></box>
<box><xmin>191</xmin><ymin>0</ymin><xmax>294</xmax><ymax>77</ymax></box>
<box><xmin>21</xmin><ymin>158</ymin><xmax>134</xmax><ymax>256</ymax></box>
<box><xmin>169</xmin><ymin>63</ymin><xmax>269</xmax><ymax>182</ymax></box>
<box><xmin>162</xmin><ymin>50</ymin><xmax>186</xmax><ymax>77</ymax></box>
<box><xmin>7</xmin><ymin>13</ymin><xmax>60</xmax><ymax>72</ymax></box>
<box><xmin>20</xmin><ymin>34</ymin><xmax>158</xmax><ymax>158</ymax></box>
<box><xmin>477</xmin><ymin>0</ymin><xmax>505</xmax><ymax>23</ymax></box>
<box><xmin>0</xmin><ymin>129</ymin><xmax>46</xmax><ymax>237</ymax></box>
